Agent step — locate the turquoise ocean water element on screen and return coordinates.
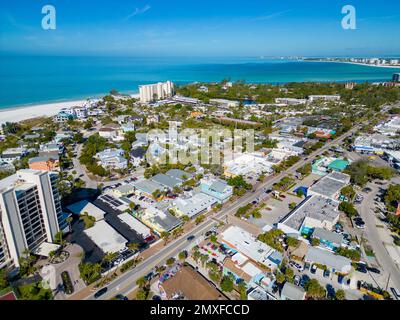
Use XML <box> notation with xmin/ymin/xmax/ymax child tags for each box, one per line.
<box><xmin>0</xmin><ymin>55</ymin><xmax>398</xmax><ymax>109</ymax></box>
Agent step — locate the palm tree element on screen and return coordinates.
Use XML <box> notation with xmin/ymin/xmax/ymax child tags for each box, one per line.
<box><xmin>127</xmin><ymin>243</ymin><xmax>140</xmax><ymax>252</ymax></box>
<box><xmin>136</xmin><ymin>276</ymin><xmax>147</xmax><ymax>288</ymax></box>
<box><xmin>66</xmin><ymin>216</ymin><xmax>73</xmax><ymax>231</ymax></box>
<box><xmin>160</xmin><ymin>232</ymin><xmax>170</xmax><ymax>246</ymax></box>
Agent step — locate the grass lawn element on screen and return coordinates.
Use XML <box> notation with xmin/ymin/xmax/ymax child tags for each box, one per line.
<box><xmin>16</xmin><ymin>282</ymin><xmax>53</xmax><ymax>300</ymax></box>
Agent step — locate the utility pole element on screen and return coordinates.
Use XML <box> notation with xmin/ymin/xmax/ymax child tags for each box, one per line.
<box><xmin>385</xmin><ymin>273</ymin><xmax>391</xmax><ymax>292</ymax></box>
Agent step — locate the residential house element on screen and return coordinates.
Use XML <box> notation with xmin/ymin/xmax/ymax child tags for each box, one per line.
<box><xmin>28</xmin><ymin>155</ymin><xmax>60</xmax><ymax>172</ymax></box>
<box><xmin>95</xmin><ymin>149</ymin><xmax>128</xmax><ymax>170</ymax></box>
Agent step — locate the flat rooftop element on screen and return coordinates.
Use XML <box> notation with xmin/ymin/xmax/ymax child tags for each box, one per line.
<box><xmin>220</xmin><ymin>226</ymin><xmax>275</xmax><ymax>265</ymax></box>
<box><xmin>84</xmin><ymin>220</ymin><xmax>127</xmax><ymax>254</ymax></box>
<box><xmin>281</xmin><ymin>195</ymin><xmax>339</xmax><ymax>231</ymax></box>
<box><xmin>308</xmin><ymin>172</ymin><xmax>350</xmax><ymax>199</ymax></box>
<box><xmin>161</xmin><ymin>266</ymin><xmax>226</xmax><ymax>300</ymax></box>
<box><xmin>118</xmin><ymin>213</ymin><xmax>151</xmax><ymax>238</ymax></box>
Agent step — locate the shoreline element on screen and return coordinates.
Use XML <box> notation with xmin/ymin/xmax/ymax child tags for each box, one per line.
<box><xmin>301</xmin><ymin>59</ymin><xmax>400</xmax><ymax>69</ymax></box>
<box><xmin>0</xmin><ymin>93</ymin><xmax>140</xmax><ymax>125</ymax></box>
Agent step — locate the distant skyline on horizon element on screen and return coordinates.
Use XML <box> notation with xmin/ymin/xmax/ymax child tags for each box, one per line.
<box><xmin>1</xmin><ymin>0</ymin><xmax>400</xmax><ymax>57</ymax></box>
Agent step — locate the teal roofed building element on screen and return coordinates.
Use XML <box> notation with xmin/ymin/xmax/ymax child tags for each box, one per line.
<box><xmin>312</xmin><ymin>157</ymin><xmax>349</xmax><ymax>176</ymax></box>
<box><xmin>328</xmin><ymin>159</ymin><xmax>349</xmax><ymax>172</ymax></box>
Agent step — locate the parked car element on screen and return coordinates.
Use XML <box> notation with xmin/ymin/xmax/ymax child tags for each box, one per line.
<box><xmin>289</xmin><ymin>261</ymin><xmax>304</xmax><ymax>272</ymax></box>
<box><xmin>356</xmin><ymin>264</ymin><xmax>368</xmax><ymax>274</ymax></box>
<box><xmin>323</xmin><ymin>270</ymin><xmax>330</xmax><ymax>278</ymax></box>
<box><xmin>311</xmin><ymin>264</ymin><xmax>317</xmax><ymax>274</ymax></box>
<box><xmin>338</xmin><ymin>275</ymin><xmax>344</xmax><ymax>285</ymax></box>
<box><xmin>114</xmin><ymin>294</ymin><xmax>128</xmax><ymax>301</ymax></box>
<box><xmin>300</xmin><ymin>275</ymin><xmax>310</xmax><ymax>288</ymax></box>
<box><xmin>94</xmin><ymin>287</ymin><xmax>108</xmax><ymax>299</ymax></box>
<box><xmin>367</xmin><ymin>267</ymin><xmax>381</xmax><ymax>274</ymax></box>
<box><xmin>294</xmin><ymin>275</ymin><xmax>301</xmax><ymax>286</ymax></box>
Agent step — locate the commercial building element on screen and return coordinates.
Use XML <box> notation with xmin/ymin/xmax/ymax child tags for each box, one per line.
<box><xmin>308</xmin><ymin>172</ymin><xmax>350</xmax><ymax>201</ymax></box>
<box><xmin>353</xmin><ymin>134</ymin><xmax>398</xmax><ymax>152</ymax></box>
<box><xmin>304</xmin><ymin>246</ymin><xmax>352</xmax><ymax>274</ymax></box>
<box><xmin>140</xmin><ymin>206</ymin><xmax>182</xmax><ymax>235</ymax></box>
<box><xmin>278</xmin><ymin>195</ymin><xmax>340</xmax><ymax>236</ymax></box>
<box><xmin>374</xmin><ymin>117</ymin><xmax>400</xmax><ymax>137</ymax></box>
<box><xmin>308</xmin><ymin>95</ymin><xmax>341</xmax><ymax>103</ymax></box>
<box><xmin>84</xmin><ymin>220</ymin><xmax>127</xmax><ymax>254</ymax></box>
<box><xmin>117</xmin><ymin>213</ymin><xmax>152</xmax><ymax>241</ymax></box>
<box><xmin>67</xmin><ymin>200</ymin><xmax>105</xmax><ymax>222</ymax></box>
<box><xmin>139</xmin><ymin>81</ymin><xmax>175</xmax><ymax>103</ymax></box>
<box><xmin>280</xmin><ymin>282</ymin><xmax>306</xmax><ymax>300</ymax></box>
<box><xmin>311</xmin><ymin>227</ymin><xmax>344</xmax><ymax>251</ymax></box>
<box><xmin>200</xmin><ymin>178</ymin><xmax>233</xmax><ymax>204</ymax></box>
<box><xmin>220</xmin><ymin>226</ymin><xmax>282</xmax><ymax>270</ymax></box>
<box><xmin>312</xmin><ymin>157</ymin><xmax>349</xmax><ymax>176</ymax></box>
<box><xmin>132</xmin><ymin>179</ymin><xmax>164</xmax><ymax>199</ymax></box>
<box><xmin>209</xmin><ymin>99</ymin><xmax>240</xmax><ymax>108</ymax></box>
<box><xmin>224</xmin><ymin>153</ymin><xmax>274</xmax><ymax>178</ymax></box>
<box><xmin>151</xmin><ymin>173</ymin><xmax>182</xmax><ymax>190</ymax></box>
<box><xmin>0</xmin><ymin>170</ymin><xmax>67</xmax><ymax>268</ymax></box>
<box><xmin>275</xmin><ymin>98</ymin><xmax>307</xmax><ymax>105</ymax></box>
<box><xmin>172</xmin><ymin>192</ymin><xmax>217</xmax><ymax>218</ymax></box>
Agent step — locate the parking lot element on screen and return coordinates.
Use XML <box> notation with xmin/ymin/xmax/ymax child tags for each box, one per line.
<box><xmin>247</xmin><ymin>192</ymin><xmax>304</xmax><ymax>228</ymax></box>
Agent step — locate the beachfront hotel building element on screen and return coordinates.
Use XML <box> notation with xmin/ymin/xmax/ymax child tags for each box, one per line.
<box><xmin>139</xmin><ymin>81</ymin><xmax>175</xmax><ymax>103</ymax></box>
<box><xmin>0</xmin><ymin>169</ymin><xmax>68</xmax><ymax>269</ymax></box>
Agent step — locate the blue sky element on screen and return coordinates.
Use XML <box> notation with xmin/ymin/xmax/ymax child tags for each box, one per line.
<box><xmin>0</xmin><ymin>0</ymin><xmax>399</xmax><ymax>57</ymax></box>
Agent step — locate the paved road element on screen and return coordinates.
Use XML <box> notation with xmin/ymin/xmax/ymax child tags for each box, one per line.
<box><xmin>359</xmin><ymin>183</ymin><xmax>400</xmax><ymax>289</ymax></box>
<box><xmin>87</xmin><ymin>126</ymin><xmax>359</xmax><ymax>300</ymax></box>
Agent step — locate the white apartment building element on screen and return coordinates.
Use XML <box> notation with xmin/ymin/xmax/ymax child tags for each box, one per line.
<box><xmin>139</xmin><ymin>81</ymin><xmax>175</xmax><ymax>103</ymax></box>
<box><xmin>0</xmin><ymin>170</ymin><xmax>67</xmax><ymax>269</ymax></box>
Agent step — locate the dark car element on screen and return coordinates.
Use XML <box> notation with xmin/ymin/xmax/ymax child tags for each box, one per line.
<box><xmin>323</xmin><ymin>270</ymin><xmax>330</xmax><ymax>278</ymax></box>
<box><xmin>367</xmin><ymin>267</ymin><xmax>381</xmax><ymax>274</ymax></box>
<box><xmin>94</xmin><ymin>287</ymin><xmax>108</xmax><ymax>299</ymax></box>
<box><xmin>114</xmin><ymin>294</ymin><xmax>128</xmax><ymax>301</ymax></box>
<box><xmin>338</xmin><ymin>275</ymin><xmax>344</xmax><ymax>284</ymax></box>
<box><xmin>356</xmin><ymin>265</ymin><xmax>368</xmax><ymax>274</ymax></box>
<box><xmin>300</xmin><ymin>275</ymin><xmax>310</xmax><ymax>288</ymax></box>
<box><xmin>187</xmin><ymin>235</ymin><xmax>195</xmax><ymax>241</ymax></box>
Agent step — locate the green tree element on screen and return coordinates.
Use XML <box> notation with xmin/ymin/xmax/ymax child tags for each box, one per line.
<box><xmin>136</xmin><ymin>277</ymin><xmax>147</xmax><ymax>288</ymax></box>
<box><xmin>286</xmin><ymin>237</ymin><xmax>299</xmax><ymax>248</ymax></box>
<box><xmin>311</xmin><ymin>238</ymin><xmax>320</xmax><ymax>247</ymax></box>
<box><xmin>178</xmin><ymin>251</ymin><xmax>187</xmax><ymax>261</ymax></box>
<box><xmin>335</xmin><ymin>289</ymin><xmax>346</xmax><ymax>300</ymax></box>
<box><xmin>305</xmin><ymin>279</ymin><xmax>326</xmax><ymax>299</ymax></box>
<box><xmin>0</xmin><ymin>269</ymin><xmax>8</xmax><ymax>290</ymax></box>
<box><xmin>195</xmin><ymin>215</ymin><xmax>206</xmax><ymax>225</ymax></box>
<box><xmin>341</xmin><ymin>185</ymin><xmax>356</xmax><ymax>201</ymax></box>
<box><xmin>220</xmin><ymin>276</ymin><xmax>234</xmax><ymax>292</ymax></box>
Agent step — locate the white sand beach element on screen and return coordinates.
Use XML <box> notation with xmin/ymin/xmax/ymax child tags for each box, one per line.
<box><xmin>0</xmin><ymin>93</ymin><xmax>141</xmax><ymax>125</ymax></box>
<box><xmin>0</xmin><ymin>100</ymin><xmax>88</xmax><ymax>125</ymax></box>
